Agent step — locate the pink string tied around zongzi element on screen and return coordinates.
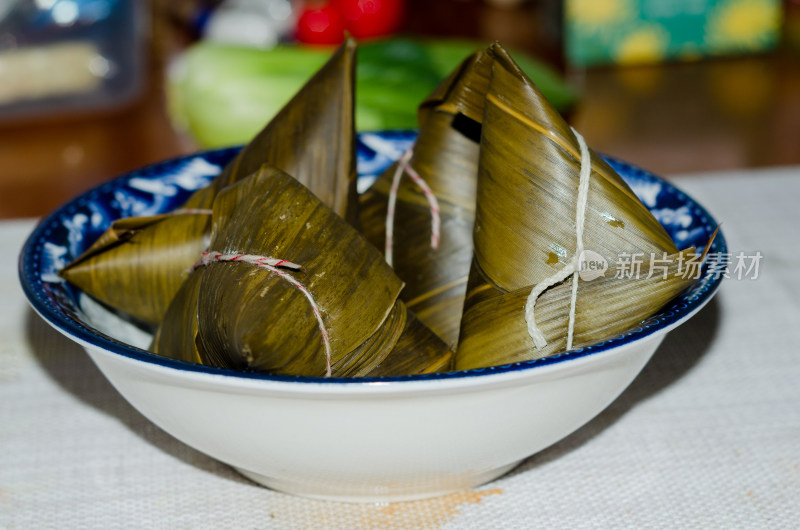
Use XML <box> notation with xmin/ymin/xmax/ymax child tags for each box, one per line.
<box><xmin>385</xmin><ymin>146</ymin><xmax>441</xmax><ymax>267</ymax></box>
<box><xmin>194</xmin><ymin>251</ymin><xmax>332</xmax><ymax>377</ymax></box>
<box><xmin>524</xmin><ymin>127</ymin><xmax>592</xmax><ymax>351</ymax></box>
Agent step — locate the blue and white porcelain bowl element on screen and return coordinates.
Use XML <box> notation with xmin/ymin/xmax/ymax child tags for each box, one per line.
<box><xmin>19</xmin><ymin>132</ymin><xmax>725</xmax><ymax>502</ymax></box>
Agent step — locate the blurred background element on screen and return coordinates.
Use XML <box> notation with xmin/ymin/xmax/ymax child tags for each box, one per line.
<box><xmin>0</xmin><ymin>0</ymin><xmax>797</xmax><ymax>218</ymax></box>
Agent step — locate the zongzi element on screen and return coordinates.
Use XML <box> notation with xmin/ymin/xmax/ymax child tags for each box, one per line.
<box><xmin>358</xmin><ymin>47</ymin><xmax>495</xmax><ymax>347</ymax></box>
<box><xmin>59</xmin><ymin>38</ymin><xmax>359</xmax><ymax>325</ymax></box>
<box><xmin>454</xmin><ymin>44</ymin><xmax>697</xmax><ymax>370</ymax></box>
<box><xmin>154</xmin><ymin>165</ymin><xmax>452</xmax><ymax>377</ymax></box>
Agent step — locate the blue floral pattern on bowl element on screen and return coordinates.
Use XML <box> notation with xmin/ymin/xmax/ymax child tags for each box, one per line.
<box><xmin>19</xmin><ymin>131</ymin><xmax>726</xmax><ymax>383</ymax></box>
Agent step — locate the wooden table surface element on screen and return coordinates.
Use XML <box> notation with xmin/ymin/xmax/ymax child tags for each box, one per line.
<box><xmin>1</xmin><ymin>0</ymin><xmax>798</xmax><ymax>220</ymax></box>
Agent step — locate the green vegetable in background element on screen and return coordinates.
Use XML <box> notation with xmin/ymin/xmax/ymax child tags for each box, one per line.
<box><xmin>168</xmin><ymin>38</ymin><xmax>578</xmax><ymax>148</ymax></box>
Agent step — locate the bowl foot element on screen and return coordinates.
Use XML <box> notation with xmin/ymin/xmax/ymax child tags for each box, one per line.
<box><xmin>234</xmin><ymin>461</ymin><xmax>520</xmax><ymax>503</ymax></box>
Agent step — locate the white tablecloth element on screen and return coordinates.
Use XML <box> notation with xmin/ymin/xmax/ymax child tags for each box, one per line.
<box><xmin>1</xmin><ymin>167</ymin><xmax>798</xmax><ymax>529</ymax></box>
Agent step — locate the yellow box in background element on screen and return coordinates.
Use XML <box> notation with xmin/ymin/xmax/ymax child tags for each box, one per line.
<box><xmin>565</xmin><ymin>0</ymin><xmax>783</xmax><ymax>66</ymax></box>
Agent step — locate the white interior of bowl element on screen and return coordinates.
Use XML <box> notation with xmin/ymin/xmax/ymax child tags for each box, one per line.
<box><xmin>78</xmin><ymin>293</ymin><xmax>153</xmax><ymax>349</ymax></box>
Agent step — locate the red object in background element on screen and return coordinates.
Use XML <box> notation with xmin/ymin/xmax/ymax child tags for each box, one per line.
<box><xmin>333</xmin><ymin>0</ymin><xmax>405</xmax><ymax>39</ymax></box>
<box><xmin>296</xmin><ymin>3</ymin><xmax>347</xmax><ymax>45</ymax></box>
<box><xmin>295</xmin><ymin>0</ymin><xmax>405</xmax><ymax>44</ymax></box>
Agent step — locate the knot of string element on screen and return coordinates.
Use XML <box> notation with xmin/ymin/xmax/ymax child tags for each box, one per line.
<box><xmin>194</xmin><ymin>251</ymin><xmax>332</xmax><ymax>377</ymax></box>
<box><xmin>385</xmin><ymin>145</ymin><xmax>441</xmax><ymax>266</ymax></box>
<box><xmin>524</xmin><ymin>127</ymin><xmax>592</xmax><ymax>351</ymax></box>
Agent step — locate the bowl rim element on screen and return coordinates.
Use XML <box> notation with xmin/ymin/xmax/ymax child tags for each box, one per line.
<box><xmin>18</xmin><ymin>143</ymin><xmax>726</xmax><ymax>387</ymax></box>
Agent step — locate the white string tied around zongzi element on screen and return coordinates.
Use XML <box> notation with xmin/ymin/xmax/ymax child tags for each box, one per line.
<box><xmin>524</xmin><ymin>127</ymin><xmax>592</xmax><ymax>351</ymax></box>
<box><xmin>385</xmin><ymin>145</ymin><xmax>441</xmax><ymax>267</ymax></box>
<box><xmin>194</xmin><ymin>252</ymin><xmax>332</xmax><ymax>377</ymax></box>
